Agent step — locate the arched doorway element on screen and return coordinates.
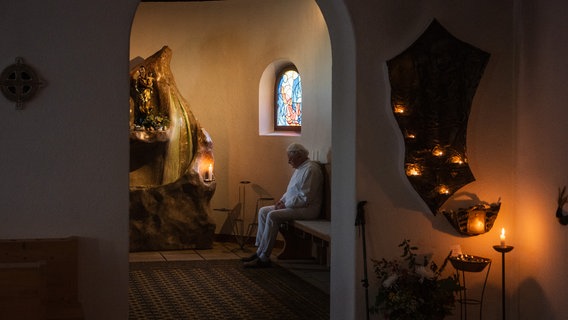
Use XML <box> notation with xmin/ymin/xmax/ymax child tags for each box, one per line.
<box><xmin>129</xmin><ymin>0</ymin><xmax>357</xmax><ymax>318</ymax></box>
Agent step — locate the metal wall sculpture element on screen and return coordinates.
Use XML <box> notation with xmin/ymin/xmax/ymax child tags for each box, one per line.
<box><xmin>388</xmin><ymin>19</ymin><xmax>490</xmax><ymax>214</ymax></box>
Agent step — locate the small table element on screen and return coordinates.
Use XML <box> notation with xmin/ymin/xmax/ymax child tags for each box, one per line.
<box><xmin>246</xmin><ymin>197</ymin><xmax>274</xmax><ymax>243</ymax></box>
<box><xmin>214</xmin><ymin>206</ymin><xmax>246</xmax><ymax>250</ymax></box>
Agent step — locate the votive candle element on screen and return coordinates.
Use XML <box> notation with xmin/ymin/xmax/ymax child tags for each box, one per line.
<box><xmin>208</xmin><ymin>163</ymin><xmax>213</xmax><ymax>180</ymax></box>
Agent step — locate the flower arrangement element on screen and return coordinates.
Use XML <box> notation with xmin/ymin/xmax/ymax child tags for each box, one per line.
<box><xmin>370</xmin><ymin>239</ymin><xmax>460</xmax><ymax>320</ymax></box>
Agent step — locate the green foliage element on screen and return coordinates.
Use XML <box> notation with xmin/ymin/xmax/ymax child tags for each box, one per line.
<box><xmin>141</xmin><ymin>112</ymin><xmax>170</xmax><ymax>130</ymax></box>
<box><xmin>370</xmin><ymin>239</ymin><xmax>460</xmax><ymax>320</ymax></box>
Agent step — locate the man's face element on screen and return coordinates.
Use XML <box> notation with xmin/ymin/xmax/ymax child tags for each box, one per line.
<box><xmin>287</xmin><ymin>152</ymin><xmax>304</xmax><ymax>168</ymax></box>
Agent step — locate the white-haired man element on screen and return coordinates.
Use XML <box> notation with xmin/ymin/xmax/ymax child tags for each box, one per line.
<box><xmin>243</xmin><ymin>143</ymin><xmax>324</xmax><ymax>267</ymax></box>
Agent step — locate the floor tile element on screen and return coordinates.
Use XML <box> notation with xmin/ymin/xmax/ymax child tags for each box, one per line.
<box><xmin>197</xmin><ymin>250</ymin><xmax>241</xmax><ymax>260</ymax></box>
<box><xmin>129</xmin><ymin>252</ymin><xmax>165</xmax><ymax>262</ymax></box>
<box><xmin>161</xmin><ymin>250</ymin><xmax>203</xmax><ymax>261</ymax></box>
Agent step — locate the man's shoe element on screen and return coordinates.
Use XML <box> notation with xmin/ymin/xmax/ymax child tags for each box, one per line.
<box><xmin>241</xmin><ymin>253</ymin><xmax>258</xmax><ymax>262</ymax></box>
<box><xmin>243</xmin><ymin>258</ymin><xmax>271</xmax><ymax>268</ymax></box>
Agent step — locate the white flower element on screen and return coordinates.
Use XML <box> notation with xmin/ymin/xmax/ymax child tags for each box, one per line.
<box><xmin>416</xmin><ymin>265</ymin><xmax>436</xmax><ymax>280</ymax></box>
<box><xmin>382</xmin><ymin>274</ymin><xmax>398</xmax><ymax>288</ymax></box>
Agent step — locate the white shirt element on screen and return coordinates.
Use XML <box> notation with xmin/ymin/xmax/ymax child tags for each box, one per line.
<box><xmin>281</xmin><ymin>160</ymin><xmax>323</xmax><ymax>209</ymax></box>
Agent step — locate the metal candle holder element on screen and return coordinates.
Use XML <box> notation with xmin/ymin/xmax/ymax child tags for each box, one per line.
<box><xmin>493</xmin><ymin>245</ymin><xmax>514</xmax><ymax>320</ymax></box>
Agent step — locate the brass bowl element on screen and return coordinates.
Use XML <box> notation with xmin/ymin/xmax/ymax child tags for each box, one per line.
<box><xmin>449</xmin><ymin>255</ymin><xmax>491</xmax><ymax>272</ymax></box>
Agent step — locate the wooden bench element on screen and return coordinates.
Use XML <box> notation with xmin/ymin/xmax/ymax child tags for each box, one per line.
<box><xmin>278</xmin><ymin>162</ymin><xmax>331</xmax><ymax>265</ymax></box>
<box><xmin>0</xmin><ymin>237</ymin><xmax>83</xmax><ymax>320</ymax></box>
<box><xmin>0</xmin><ymin>261</ymin><xmax>47</xmax><ymax>319</ymax></box>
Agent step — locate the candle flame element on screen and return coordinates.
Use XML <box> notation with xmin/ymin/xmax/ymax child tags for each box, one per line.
<box><xmin>432</xmin><ymin>146</ymin><xmax>444</xmax><ymax>157</ymax></box>
<box><xmin>450</xmin><ymin>155</ymin><xmax>464</xmax><ymax>164</ymax></box>
<box><xmin>394</xmin><ymin>104</ymin><xmax>405</xmax><ymax>114</ymax></box>
<box><xmin>437</xmin><ymin>185</ymin><xmax>450</xmax><ymax>194</ymax></box>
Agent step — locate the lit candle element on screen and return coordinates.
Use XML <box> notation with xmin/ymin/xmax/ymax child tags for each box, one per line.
<box><xmin>450</xmin><ymin>155</ymin><xmax>464</xmax><ymax>164</ymax></box>
<box><xmin>394</xmin><ymin>104</ymin><xmax>405</xmax><ymax>114</ymax></box>
<box><xmin>467</xmin><ymin>211</ymin><xmax>486</xmax><ymax>234</ymax></box>
<box><xmin>208</xmin><ymin>163</ymin><xmax>213</xmax><ymax>181</ymax></box>
<box><xmin>405</xmin><ymin>164</ymin><xmax>422</xmax><ymax>176</ymax></box>
<box><xmin>437</xmin><ymin>185</ymin><xmax>450</xmax><ymax>195</ymax></box>
<box><xmin>500</xmin><ymin>228</ymin><xmax>506</xmax><ymax>246</ymax></box>
<box><xmin>432</xmin><ymin>146</ymin><xmax>444</xmax><ymax>157</ymax></box>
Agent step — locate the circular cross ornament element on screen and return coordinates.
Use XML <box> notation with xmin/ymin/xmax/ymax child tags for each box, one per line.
<box><xmin>0</xmin><ymin>57</ymin><xmax>44</xmax><ymax>109</ymax></box>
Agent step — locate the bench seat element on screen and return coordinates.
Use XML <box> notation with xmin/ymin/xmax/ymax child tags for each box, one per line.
<box><xmin>290</xmin><ymin>220</ymin><xmax>330</xmax><ymax>242</ymax></box>
<box><xmin>277</xmin><ymin>219</ymin><xmax>331</xmax><ymax>265</ymax></box>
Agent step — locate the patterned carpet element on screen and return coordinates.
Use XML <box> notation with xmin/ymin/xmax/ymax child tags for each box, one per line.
<box><xmin>129</xmin><ymin>259</ymin><xmax>329</xmax><ymax>320</ymax></box>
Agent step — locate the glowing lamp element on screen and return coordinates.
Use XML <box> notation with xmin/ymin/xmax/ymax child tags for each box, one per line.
<box><xmin>441</xmin><ymin>201</ymin><xmax>501</xmax><ymax>236</ymax></box>
<box><xmin>466</xmin><ymin>210</ymin><xmax>486</xmax><ymax>234</ymax></box>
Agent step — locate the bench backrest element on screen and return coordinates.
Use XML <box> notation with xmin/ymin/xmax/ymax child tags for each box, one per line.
<box><xmin>319</xmin><ymin>162</ymin><xmax>331</xmax><ymax>220</ymax></box>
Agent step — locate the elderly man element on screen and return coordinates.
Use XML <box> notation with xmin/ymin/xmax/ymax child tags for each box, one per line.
<box><xmin>243</xmin><ymin>143</ymin><xmax>323</xmax><ymax>268</ymax></box>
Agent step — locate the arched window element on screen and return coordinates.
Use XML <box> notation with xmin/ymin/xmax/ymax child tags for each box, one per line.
<box><xmin>274</xmin><ymin>66</ymin><xmax>302</xmax><ymax>132</ymax></box>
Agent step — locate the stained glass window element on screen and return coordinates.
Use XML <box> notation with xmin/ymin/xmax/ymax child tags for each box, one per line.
<box><xmin>275</xmin><ymin>66</ymin><xmax>302</xmax><ymax>131</ymax></box>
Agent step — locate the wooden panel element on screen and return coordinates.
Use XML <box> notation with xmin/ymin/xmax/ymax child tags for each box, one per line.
<box><xmin>319</xmin><ymin>163</ymin><xmax>331</xmax><ymax>220</ymax></box>
<box><xmin>0</xmin><ymin>237</ymin><xmax>83</xmax><ymax>320</ymax></box>
<box><xmin>0</xmin><ymin>262</ymin><xmax>47</xmax><ymax>320</ymax></box>
<box><xmin>0</xmin><ymin>237</ymin><xmax>78</xmax><ymax>304</ymax></box>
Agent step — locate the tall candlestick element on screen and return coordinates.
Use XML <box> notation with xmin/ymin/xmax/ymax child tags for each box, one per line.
<box><xmin>493</xmin><ymin>244</ymin><xmax>514</xmax><ymax>320</ymax></box>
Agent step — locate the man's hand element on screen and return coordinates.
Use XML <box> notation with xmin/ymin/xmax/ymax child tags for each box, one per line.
<box><xmin>275</xmin><ymin>200</ymin><xmax>286</xmax><ymax>210</ymax></box>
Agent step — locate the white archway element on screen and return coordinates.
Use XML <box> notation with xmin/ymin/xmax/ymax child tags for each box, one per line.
<box><xmin>315</xmin><ymin>1</ymin><xmax>358</xmax><ymax>319</ymax></box>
